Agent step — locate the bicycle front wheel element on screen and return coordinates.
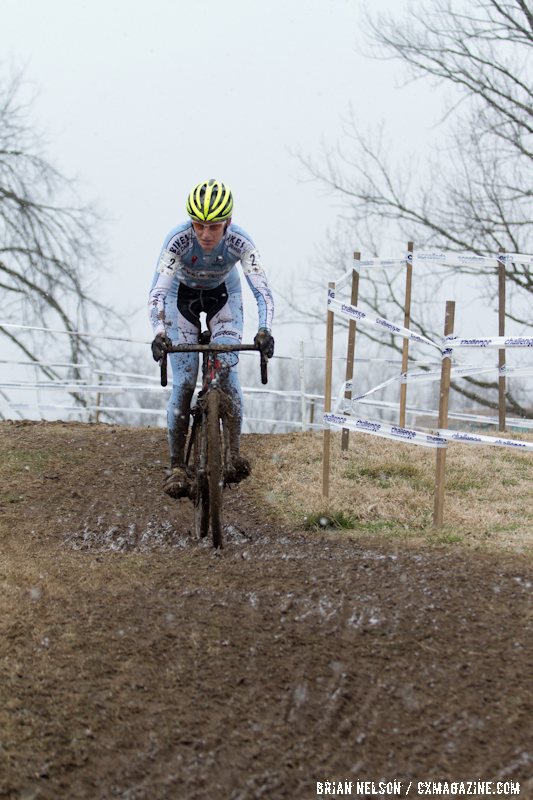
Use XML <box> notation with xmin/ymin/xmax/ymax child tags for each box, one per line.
<box><xmin>193</xmin><ymin>433</ymin><xmax>209</xmax><ymax>540</ymax></box>
<box><xmin>207</xmin><ymin>390</ymin><xmax>224</xmax><ymax>548</ymax></box>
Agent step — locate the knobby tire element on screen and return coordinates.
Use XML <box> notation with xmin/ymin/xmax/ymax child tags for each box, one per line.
<box><xmin>207</xmin><ymin>390</ymin><xmax>223</xmax><ymax>548</ymax></box>
<box><xmin>193</xmin><ymin>411</ymin><xmax>209</xmax><ymax>539</ymax></box>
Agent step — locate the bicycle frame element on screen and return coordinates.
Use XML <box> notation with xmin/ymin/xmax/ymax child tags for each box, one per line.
<box><xmin>158</xmin><ymin>338</ymin><xmax>268</xmax><ymax>547</ymax></box>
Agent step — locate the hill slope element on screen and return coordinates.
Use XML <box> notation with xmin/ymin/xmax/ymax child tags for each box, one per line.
<box><xmin>0</xmin><ymin>421</ymin><xmax>532</xmax><ymax>799</ymax></box>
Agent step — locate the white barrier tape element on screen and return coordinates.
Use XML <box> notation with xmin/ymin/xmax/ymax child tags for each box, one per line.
<box><xmin>101</xmin><ymin>359</ymin><xmax>522</xmax><ymax>378</ymax></box>
<box><xmin>402</xmin><ymin>365</ymin><xmax>510</xmax><ymax>384</ymax></box>
<box><xmin>399</xmin><ymin>365</ymin><xmax>533</xmax><ymax>380</ymax></box>
<box><xmin>335</xmin><ymin>259</ymin><xmax>406</xmax><ymax>285</ymax></box>
<box><xmin>436</xmin><ymin>428</ymin><xmax>533</xmax><ymax>452</ymax></box>
<box><xmin>94</xmin><ymin>369</ymin><xmax>159</xmax><ymax>381</ymax></box>
<box><xmin>335</xmin><ymin>268</ymin><xmax>357</xmax><ymax>291</ymax></box>
<box><xmin>0</xmin><ymin>379</ymin><xmax>325</xmax><ymax>404</ymax></box>
<box><xmin>329</xmin><ymin>356</ymin><xmax>445</xmax><ymax>367</ymax></box>
<box><xmin>338</xmin><ymin>364</ymin><xmax>501</xmax><ymax>407</ymax></box>
<box><xmin>445</xmin><ymin>335</ymin><xmax>533</xmax><ymax>349</ymax></box>
<box><xmin>357</xmin><ymin>257</ymin><xmax>406</xmax><ymax>269</ymax></box>
<box><xmin>499</xmin><ymin>252</ymin><xmax>533</xmax><ymax>265</ymax></box>
<box><xmin>0</xmin><ymin>321</ymin><xmax>325</xmax><ymax>365</ymax></box>
<box><xmin>500</xmin><ymin>365</ymin><xmax>533</xmax><ymax>377</ymax></box>
<box><xmin>324</xmin><ymin>412</ymin><xmax>446</xmax><ymax>448</ymax></box>
<box><xmin>0</xmin><ymin>382</ymin><xmax>165</xmax><ymax>393</ymax></box>
<box><xmin>333</xmin><ymin>251</ymin><xmax>533</xmax><ymax>279</ymax></box>
<box><xmin>327</xmin><ymin>294</ymin><xmax>440</xmax><ymax>350</ymax></box>
<box><xmin>8</xmin><ymin>402</ymin><xmax>321</xmax><ymax>431</ymax></box>
<box><xmin>9</xmin><ymin>403</ymin><xmax>166</xmax><ymax>417</ymax></box>
<box><xmin>0</xmin><ymin>320</ymin><xmax>461</xmax><ymax>368</ymax></box>
<box><xmin>0</xmin><ymin>359</ymin><xmax>93</xmax><ymax>369</ymax></box>
<box><xmin>324</xmin><ymin>411</ymin><xmax>533</xmax><ymax>452</ymax></box>
<box><xmin>337</xmin><ymin>375</ymin><xmax>401</xmax><ymax>407</ymax></box>
<box><xmin>408</xmin><ymin>251</ymin><xmax>500</xmax><ymax>268</ymax></box>
<box><xmin>0</xmin><ymin>321</ymin><xmax>151</xmax><ymax>345</ymax></box>
<box><xmin>352</xmin><ymin>398</ymin><xmax>533</xmax><ymax>429</ymax></box>
<box><xmin>243</xmin><ymin>416</ymin><xmax>322</xmax><ymax>429</ymax></box>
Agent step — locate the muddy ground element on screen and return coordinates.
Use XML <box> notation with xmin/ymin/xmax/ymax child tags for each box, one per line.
<box><xmin>0</xmin><ymin>421</ymin><xmax>532</xmax><ymax>800</ymax></box>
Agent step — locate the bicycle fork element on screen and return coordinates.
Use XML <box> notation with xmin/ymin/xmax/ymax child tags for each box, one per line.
<box><xmin>187</xmin><ymin>392</ymin><xmax>232</xmax><ymax>485</ymax></box>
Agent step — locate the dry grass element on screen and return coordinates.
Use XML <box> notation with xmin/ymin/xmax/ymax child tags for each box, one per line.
<box><xmin>243</xmin><ymin>429</ymin><xmax>533</xmax><ymax>556</ymax></box>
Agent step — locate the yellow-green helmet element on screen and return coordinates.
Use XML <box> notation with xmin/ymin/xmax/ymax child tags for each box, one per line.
<box><xmin>186</xmin><ymin>178</ymin><xmax>233</xmax><ymax>222</ymax></box>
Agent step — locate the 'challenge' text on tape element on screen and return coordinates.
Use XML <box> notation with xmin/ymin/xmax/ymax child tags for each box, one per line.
<box><xmin>323</xmin><ymin>412</ymin><xmax>446</xmax><ymax>448</ymax></box>
<box><xmin>327</xmin><ymin>296</ymin><xmax>439</xmax><ymax>350</ymax></box>
<box><xmin>445</xmin><ymin>335</ymin><xmax>533</xmax><ymax>349</ymax></box>
<box><xmin>436</xmin><ymin>428</ymin><xmax>533</xmax><ymax>451</ymax></box>
<box><xmin>324</xmin><ymin>413</ymin><xmax>533</xmax><ymax>453</ymax></box>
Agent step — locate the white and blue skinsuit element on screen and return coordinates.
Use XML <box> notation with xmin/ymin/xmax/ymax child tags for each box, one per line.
<box><xmin>148</xmin><ymin>221</ymin><xmax>274</xmax><ymax>465</ymax></box>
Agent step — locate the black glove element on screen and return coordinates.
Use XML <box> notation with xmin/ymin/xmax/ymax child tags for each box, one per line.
<box><xmin>151</xmin><ymin>333</ymin><xmax>172</xmax><ymax>362</ymax></box>
<box><xmin>254</xmin><ymin>328</ymin><xmax>274</xmax><ymax>359</ymax></box>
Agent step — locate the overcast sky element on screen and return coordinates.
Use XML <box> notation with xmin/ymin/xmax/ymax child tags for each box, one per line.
<box><xmin>3</xmin><ymin>0</ymin><xmax>444</xmax><ymax>353</ymax></box>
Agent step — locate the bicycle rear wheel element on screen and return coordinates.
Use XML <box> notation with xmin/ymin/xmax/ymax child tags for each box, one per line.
<box><xmin>207</xmin><ymin>389</ymin><xmax>223</xmax><ymax>548</ymax></box>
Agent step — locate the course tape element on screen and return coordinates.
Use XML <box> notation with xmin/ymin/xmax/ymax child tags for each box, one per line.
<box><xmin>408</xmin><ymin>251</ymin><xmax>500</xmax><ymax>268</ymax></box>
<box><xmin>337</xmin><ymin>363</ymin><xmax>518</xmax><ymax>407</ymax></box>
<box><xmin>337</xmin><ymin>376</ymin><xmax>399</xmax><ymax>406</ymax></box>
<box><xmin>336</xmin><ymin>258</ymin><xmax>408</xmax><ymax>288</ymax></box>
<box><xmin>336</xmin><ymin>269</ymin><xmax>357</xmax><ymax>292</ymax></box>
<box><xmin>328</xmin><ymin>291</ymin><xmax>533</xmax><ymax>355</ymax></box>
<box><xmin>327</xmin><ymin>293</ymin><xmax>440</xmax><ymax>350</ymax></box>
<box><xmin>0</xmin><ymin>321</ymin><xmax>151</xmax><ymax>345</ymax></box>
<box><xmin>324</xmin><ymin>412</ymin><xmax>446</xmax><ymax>448</ymax></box>
<box><xmin>333</xmin><ymin>250</ymin><xmax>533</xmax><ymax>286</ymax></box>
<box><xmin>0</xmin><ymin>380</ymin><xmax>323</xmax><ymax>403</ymax></box>
<box><xmin>445</xmin><ymin>335</ymin><xmax>533</xmax><ymax>349</ymax></box>
<box><xmin>499</xmin><ymin>252</ymin><xmax>533</xmax><ymax>265</ymax></box>
<box><xmin>436</xmin><ymin>428</ymin><xmax>533</xmax><ymax>452</ymax></box>
<box><xmin>324</xmin><ymin>412</ymin><xmax>533</xmax><ymax>452</ymax></box>
<box><xmin>351</xmin><ymin>398</ymin><xmax>533</xmax><ymax>430</ymax></box>
<box><xmin>9</xmin><ymin>403</ymin><xmax>319</xmax><ymax>431</ymax></box>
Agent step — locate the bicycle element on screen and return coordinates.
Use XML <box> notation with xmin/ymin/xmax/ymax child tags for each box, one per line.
<box><xmin>159</xmin><ymin>334</ymin><xmax>268</xmax><ymax>548</ymax></box>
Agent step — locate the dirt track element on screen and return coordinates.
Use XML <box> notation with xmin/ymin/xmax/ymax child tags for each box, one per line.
<box><xmin>0</xmin><ymin>421</ymin><xmax>532</xmax><ymax>800</ymax></box>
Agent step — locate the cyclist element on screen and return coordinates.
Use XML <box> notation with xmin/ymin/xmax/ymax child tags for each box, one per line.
<box><xmin>149</xmin><ymin>178</ymin><xmax>275</xmax><ymax>498</ymax></box>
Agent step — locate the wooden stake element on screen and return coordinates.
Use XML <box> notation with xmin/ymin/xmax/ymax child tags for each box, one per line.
<box><xmin>433</xmin><ymin>301</ymin><xmax>455</xmax><ymax>529</ymax></box>
<box><xmin>399</xmin><ymin>241</ymin><xmax>413</xmax><ymax>426</ymax></box>
<box><xmin>299</xmin><ymin>340</ymin><xmax>306</xmax><ymax>432</ymax></box>
<box><xmin>322</xmin><ymin>281</ymin><xmax>336</xmax><ymax>500</ymax></box>
<box><xmin>341</xmin><ymin>254</ymin><xmax>361</xmax><ymax>451</ymax></box>
<box><xmin>498</xmin><ymin>249</ymin><xmax>506</xmax><ymax>432</ymax></box>
<box><xmin>95</xmin><ymin>372</ymin><xmax>103</xmax><ymax>424</ymax></box>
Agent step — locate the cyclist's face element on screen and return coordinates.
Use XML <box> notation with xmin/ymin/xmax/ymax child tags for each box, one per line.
<box><xmin>192</xmin><ymin>220</ymin><xmax>228</xmax><ymax>251</ymax></box>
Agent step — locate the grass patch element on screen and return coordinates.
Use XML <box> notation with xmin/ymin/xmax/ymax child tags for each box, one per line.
<box><xmin>0</xmin><ymin>447</ymin><xmax>54</xmax><ymax>473</ymax></box>
<box><xmin>246</xmin><ymin>429</ymin><xmax>533</xmax><ymax>556</ymax></box>
<box><xmin>303</xmin><ymin>511</ymin><xmax>356</xmax><ymax>531</ymax></box>
<box><xmin>344</xmin><ymin>461</ymin><xmax>423</xmax><ymax>481</ymax></box>
<box><xmin>302</xmin><ymin>513</ymin><xmax>406</xmax><ymax>537</ymax></box>
<box><xmin>434</xmin><ymin>533</ymin><xmax>464</xmax><ymax>545</ymax></box>
<box><xmin>0</xmin><ymin>493</ymin><xmax>25</xmax><ymax>505</ymax></box>
<box><xmin>446</xmin><ymin>477</ymin><xmax>483</xmax><ymax>492</ymax></box>
<box><xmin>344</xmin><ymin>460</ymin><xmax>432</xmax><ymax>490</ymax></box>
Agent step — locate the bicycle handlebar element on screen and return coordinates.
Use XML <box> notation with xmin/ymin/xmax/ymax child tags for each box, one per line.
<box><xmin>159</xmin><ymin>342</ymin><xmax>269</xmax><ymax>387</ymax></box>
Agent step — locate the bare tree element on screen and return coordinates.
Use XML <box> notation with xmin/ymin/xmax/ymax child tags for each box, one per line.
<box><xmin>297</xmin><ymin>0</ymin><xmax>533</xmax><ymax>416</ymax></box>
<box><xmin>0</xmin><ymin>71</ymin><xmax>116</xmax><ymax>399</ymax></box>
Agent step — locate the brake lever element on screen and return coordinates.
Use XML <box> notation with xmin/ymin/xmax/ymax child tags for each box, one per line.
<box><xmin>160</xmin><ymin>351</ymin><xmax>168</xmax><ymax>387</ymax></box>
<box><xmin>260</xmin><ymin>350</ymin><xmax>268</xmax><ymax>385</ymax></box>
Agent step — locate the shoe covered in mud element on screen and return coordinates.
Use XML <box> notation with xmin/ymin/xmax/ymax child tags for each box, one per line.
<box><xmin>163</xmin><ymin>466</ymin><xmax>191</xmax><ymax>499</ymax></box>
<box><xmin>226</xmin><ymin>455</ymin><xmax>251</xmax><ymax>485</ymax></box>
